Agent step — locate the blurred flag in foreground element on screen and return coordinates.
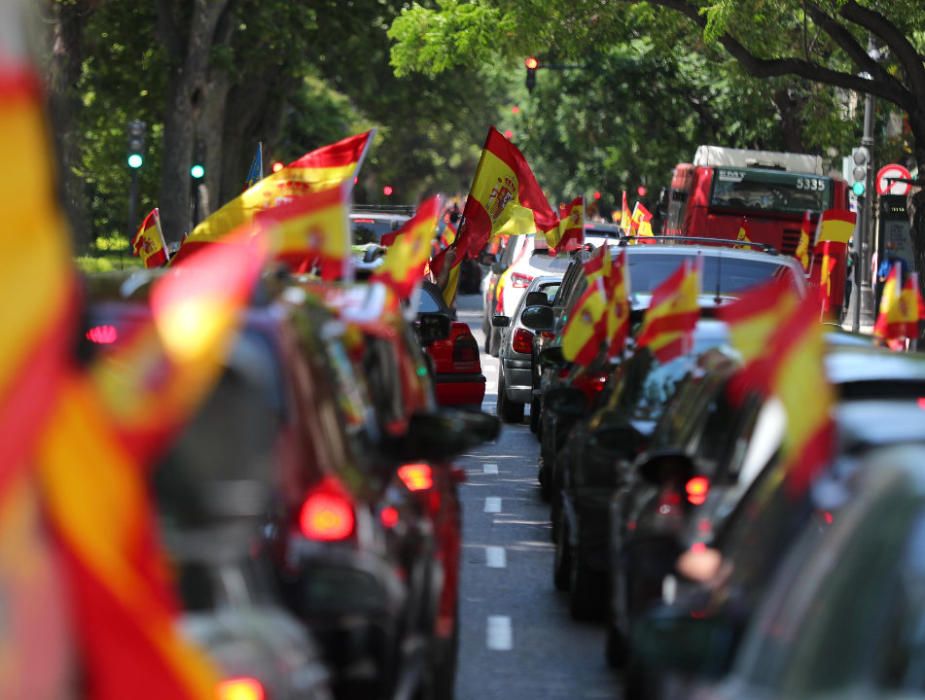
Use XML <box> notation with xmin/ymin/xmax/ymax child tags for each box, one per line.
<box><xmin>256</xmin><ymin>183</ymin><xmax>350</xmax><ymax>279</ymax></box>
<box><xmin>372</xmin><ymin>195</ymin><xmax>440</xmax><ymax>298</ymax></box>
<box><xmin>457</xmin><ymin>127</ymin><xmax>557</xmax><ymax>259</ymax></box>
<box><xmin>178</xmin><ymin>130</ymin><xmax>373</xmax><ymax>257</ymax></box>
<box><xmin>132</xmin><ymin>208</ymin><xmax>170</xmax><ymax>268</ymax></box>
<box><xmin>621</xmin><ymin>191</ymin><xmax>631</xmax><ymax>232</ymax></box>
<box><xmin>583</xmin><ymin>243</ymin><xmax>613</xmax><ymax>285</ymax></box>
<box><xmin>546</xmin><ymin>196</ymin><xmax>584</xmax><ymax>253</ymax></box>
<box><xmin>243</xmin><ymin>142</ymin><xmax>263</xmax><ymax>191</ymax></box>
<box><xmin>561</xmin><ymin>280</ymin><xmax>608</xmax><ymax>366</ymax></box>
<box><xmin>635</xmin><ymin>259</ymin><xmax>700</xmax><ymax>361</ymax></box>
<box><xmin>874</xmin><ymin>264</ymin><xmax>922</xmax><ymax>342</ymax></box>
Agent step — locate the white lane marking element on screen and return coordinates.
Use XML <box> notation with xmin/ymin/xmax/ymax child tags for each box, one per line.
<box><xmin>484</xmin><ymin>496</ymin><xmax>502</xmax><ymax>513</ymax></box>
<box><xmin>485</xmin><ymin>546</ymin><xmax>507</xmax><ymax>568</ymax></box>
<box><xmin>486</xmin><ymin>616</ymin><xmax>513</xmax><ymax>650</ymax></box>
<box><xmin>483</xmin><ymin>462</ymin><xmax>499</xmax><ymax>475</ymax></box>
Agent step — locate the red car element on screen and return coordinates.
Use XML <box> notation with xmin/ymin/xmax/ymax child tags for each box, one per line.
<box><xmin>417</xmin><ymin>281</ymin><xmax>486</xmax><ymax>408</ymax></box>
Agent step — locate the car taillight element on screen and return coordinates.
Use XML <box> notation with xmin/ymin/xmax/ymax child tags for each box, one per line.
<box><xmin>380</xmin><ymin>506</ymin><xmax>400</xmax><ymax>528</ymax></box>
<box><xmin>510</xmin><ymin>272</ymin><xmax>534</xmax><ymax>288</ymax></box>
<box><xmin>217</xmin><ymin>677</ymin><xmax>265</xmax><ymax>700</ymax></box>
<box><xmin>512</xmin><ymin>328</ymin><xmax>534</xmax><ymax>354</ymax></box>
<box><xmin>918</xmin><ymin>397</ymin><xmax>925</xmax><ymax>409</ymax></box>
<box><xmin>453</xmin><ymin>335</ymin><xmax>479</xmax><ymax>363</ymax></box>
<box><xmin>299</xmin><ymin>477</ymin><xmax>355</xmax><ymax>541</ymax></box>
<box><xmin>398</xmin><ymin>463</ymin><xmax>434</xmax><ymax>491</ymax></box>
<box><xmin>685</xmin><ymin>476</ymin><xmax>710</xmax><ymax>506</ymax></box>
<box><xmin>86</xmin><ymin>325</ymin><xmax>118</xmax><ymax>344</ymax></box>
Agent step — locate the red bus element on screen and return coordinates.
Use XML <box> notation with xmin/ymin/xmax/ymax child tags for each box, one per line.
<box><xmin>665</xmin><ymin>146</ymin><xmax>852</xmax><ymax>313</ymax></box>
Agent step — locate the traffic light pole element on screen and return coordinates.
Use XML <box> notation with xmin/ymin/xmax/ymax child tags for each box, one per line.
<box><xmin>855</xmin><ymin>88</ymin><xmax>877</xmax><ymax>330</ymax></box>
<box><xmin>127</xmin><ymin>167</ymin><xmax>139</xmax><ymax>249</ymax></box>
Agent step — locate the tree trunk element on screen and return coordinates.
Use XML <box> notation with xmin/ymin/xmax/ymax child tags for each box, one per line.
<box><xmin>156</xmin><ymin>0</ymin><xmax>233</xmax><ymax>243</ymax></box>
<box><xmin>771</xmin><ymin>88</ymin><xmax>806</xmax><ymax>153</ymax></box>
<box><xmin>47</xmin><ymin>0</ymin><xmax>94</xmax><ymax>252</ymax></box>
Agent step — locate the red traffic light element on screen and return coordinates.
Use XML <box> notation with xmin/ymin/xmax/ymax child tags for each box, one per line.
<box><xmin>383</xmin><ymin>185</ymin><xmax>394</xmax><ymax>196</ymax></box>
<box><xmin>524</xmin><ymin>56</ymin><xmax>539</xmax><ymax>70</ymax></box>
<box><xmin>593</xmin><ymin>191</ymin><xmax>602</xmax><ymax>201</ymax></box>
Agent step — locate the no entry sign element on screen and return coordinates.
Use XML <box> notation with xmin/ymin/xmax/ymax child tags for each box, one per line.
<box><xmin>876</xmin><ymin>163</ymin><xmax>912</xmax><ymax>196</ymax></box>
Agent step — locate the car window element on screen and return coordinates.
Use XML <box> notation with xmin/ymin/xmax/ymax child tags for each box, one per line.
<box><xmin>351</xmin><ymin>217</ymin><xmax>405</xmax><ymax>245</ymax></box>
<box><xmin>627</xmin><ymin>253</ymin><xmax>791</xmax><ymax>295</ymax></box>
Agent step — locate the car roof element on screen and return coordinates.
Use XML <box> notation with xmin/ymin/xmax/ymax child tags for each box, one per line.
<box><xmin>837</xmin><ymin>400</ymin><xmax>925</xmax><ymax>453</ymax></box>
<box><xmin>825</xmin><ymin>345</ymin><xmax>925</xmax><ymax>385</ymax></box>
<box><xmin>613</xmin><ymin>241</ymin><xmax>794</xmax><ymax>265</ymax></box>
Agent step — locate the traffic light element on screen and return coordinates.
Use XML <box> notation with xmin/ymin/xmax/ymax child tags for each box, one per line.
<box><xmin>190</xmin><ymin>163</ymin><xmax>205</xmax><ymax>179</ymax></box>
<box><xmin>525</xmin><ymin>56</ymin><xmax>538</xmax><ymax>93</ymax></box>
<box><xmin>127</xmin><ymin>119</ymin><xmax>146</xmax><ymax>169</ymax></box>
<box><xmin>851</xmin><ymin>146</ymin><xmax>870</xmax><ymax>197</ymax></box>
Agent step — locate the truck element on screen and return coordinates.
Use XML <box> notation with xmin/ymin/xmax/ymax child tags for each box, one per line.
<box><xmin>665</xmin><ymin>145</ymin><xmax>852</xmax><ymax>314</ymax></box>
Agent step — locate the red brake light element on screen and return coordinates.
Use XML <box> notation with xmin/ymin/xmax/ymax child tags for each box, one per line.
<box><xmin>398</xmin><ymin>463</ymin><xmax>433</xmax><ymax>492</ymax></box>
<box><xmin>512</xmin><ymin>328</ymin><xmax>534</xmax><ymax>354</ymax></box>
<box><xmin>217</xmin><ymin>677</ymin><xmax>265</xmax><ymax>700</ymax></box>
<box><xmin>299</xmin><ymin>478</ymin><xmax>355</xmax><ymax>541</ymax></box>
<box><xmin>353</xmin><ymin>218</ymin><xmax>376</xmax><ymax>224</ymax></box>
<box><xmin>453</xmin><ymin>334</ymin><xmax>479</xmax><ymax>363</ymax></box>
<box><xmin>918</xmin><ymin>398</ymin><xmax>925</xmax><ymax>409</ymax></box>
<box><xmin>510</xmin><ymin>272</ymin><xmax>533</xmax><ymax>288</ymax></box>
<box><xmin>685</xmin><ymin>476</ymin><xmax>710</xmax><ymax>506</ymax></box>
<box><xmin>380</xmin><ymin>506</ymin><xmax>400</xmax><ymax>528</ymax></box>
<box><xmin>86</xmin><ymin>325</ymin><xmax>118</xmax><ymax>345</ymax></box>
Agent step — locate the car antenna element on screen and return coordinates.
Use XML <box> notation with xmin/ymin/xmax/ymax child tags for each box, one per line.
<box><xmin>714</xmin><ymin>250</ymin><xmax>723</xmax><ymax>305</ymax></box>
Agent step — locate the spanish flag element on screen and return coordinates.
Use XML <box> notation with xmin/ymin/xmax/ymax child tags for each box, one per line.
<box><xmin>561</xmin><ymin>280</ymin><xmax>608</xmax><ymax>366</ymax></box>
<box><xmin>794</xmin><ymin>210</ymin><xmax>813</xmax><ymax>271</ymax></box>
<box><xmin>874</xmin><ymin>263</ymin><xmax>920</xmax><ymax>341</ymax></box>
<box><xmin>132</xmin><ymin>208</ymin><xmax>170</xmax><ymax>268</ymax></box>
<box><xmin>630</xmin><ymin>201</ymin><xmax>654</xmax><ymax>239</ymax></box>
<box><xmin>372</xmin><ymin>196</ymin><xmax>440</xmax><ymax>298</ymax></box>
<box><xmin>605</xmin><ymin>250</ymin><xmax>630</xmax><ymax>358</ymax></box>
<box><xmin>621</xmin><ymin>191</ymin><xmax>632</xmax><ymax>233</ymax></box>
<box><xmin>457</xmin><ymin>127</ymin><xmax>557</xmax><ymax>260</ymax></box>
<box><xmin>635</xmin><ymin>259</ymin><xmax>700</xmax><ymax>362</ymax></box>
<box><xmin>583</xmin><ymin>243</ymin><xmax>613</xmax><ymax>285</ymax></box>
<box><xmin>256</xmin><ymin>183</ymin><xmax>350</xmax><ymax>279</ymax></box>
<box><xmin>816</xmin><ymin>208</ymin><xmax>855</xmax><ymax>245</ymax></box>
<box><xmin>177</xmin><ymin>130</ymin><xmax>373</xmax><ymax>257</ymax></box>
<box><xmin>735</xmin><ymin>219</ymin><xmax>752</xmax><ymax>249</ymax></box>
<box><xmin>546</xmin><ymin>196</ymin><xmax>584</xmax><ymax>253</ymax></box>
<box><xmin>716</xmin><ymin>274</ymin><xmax>799</xmax><ymax>364</ymax></box>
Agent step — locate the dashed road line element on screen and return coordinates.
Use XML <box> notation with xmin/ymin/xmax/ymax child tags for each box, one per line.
<box><xmin>486</xmin><ymin>615</ymin><xmax>513</xmax><ymax>650</ymax></box>
<box><xmin>483</xmin><ymin>462</ymin><xmax>499</xmax><ymax>475</ymax></box>
<box><xmin>484</xmin><ymin>496</ymin><xmax>502</xmax><ymax>513</ymax></box>
<box><xmin>485</xmin><ymin>546</ymin><xmax>507</xmax><ymax>568</ymax></box>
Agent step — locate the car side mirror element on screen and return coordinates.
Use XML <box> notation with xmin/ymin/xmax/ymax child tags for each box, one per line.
<box><xmin>538</xmin><ymin>345</ymin><xmax>564</xmax><ymax>369</ymax></box>
<box><xmin>520</xmin><ymin>305</ymin><xmax>555</xmax><ymax>331</ymax></box>
<box><xmin>416</xmin><ymin>312</ymin><xmax>451</xmax><ymax>346</ymax></box>
<box><xmin>632</xmin><ymin>605</ymin><xmax>738</xmax><ymax>679</ymax></box>
<box><xmin>525</xmin><ymin>291</ymin><xmax>549</xmax><ymax>307</ymax></box>
<box><xmin>479</xmin><ymin>250</ymin><xmax>498</xmax><ymax>266</ymax></box>
<box><xmin>544</xmin><ymin>386</ymin><xmax>586</xmax><ymax>418</ymax></box>
<box><xmin>637</xmin><ymin>448</ymin><xmax>696</xmax><ymax>486</ymax></box>
<box><xmin>491</xmin><ymin>315</ymin><xmax>511</xmax><ymax>328</ymax></box>
<box><xmin>387</xmin><ymin>409</ymin><xmax>501</xmax><ymax>463</ymax></box>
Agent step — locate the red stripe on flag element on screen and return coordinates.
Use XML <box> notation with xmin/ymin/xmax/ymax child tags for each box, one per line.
<box><xmin>288</xmin><ymin>131</ymin><xmax>372</xmax><ymax>169</ymax></box>
<box><xmin>784</xmin><ymin>419</ymin><xmax>836</xmax><ymax>498</ymax></box>
<box><xmin>651</xmin><ymin>337</ymin><xmax>687</xmax><ymax>363</ymax></box>
<box><xmin>636</xmin><ymin>311</ymin><xmax>700</xmax><ymax>342</ymax></box>
<box><xmin>715</xmin><ymin>276</ymin><xmax>794</xmax><ymax>324</ymax></box>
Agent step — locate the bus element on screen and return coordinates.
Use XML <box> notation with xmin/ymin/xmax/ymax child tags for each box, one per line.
<box><xmin>665</xmin><ymin>146</ymin><xmax>852</xmax><ymax>313</ymax></box>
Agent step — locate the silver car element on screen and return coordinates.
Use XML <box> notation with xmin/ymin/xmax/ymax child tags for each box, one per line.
<box><xmin>493</xmin><ymin>274</ymin><xmax>563</xmax><ymax>423</ymax></box>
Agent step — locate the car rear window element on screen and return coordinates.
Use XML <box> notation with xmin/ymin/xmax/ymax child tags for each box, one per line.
<box><xmin>628</xmin><ymin>253</ymin><xmax>790</xmax><ymax>295</ymax></box>
<box><xmin>529</xmin><ymin>250</ymin><xmax>573</xmax><ymax>273</ymax></box>
<box><xmin>351</xmin><ymin>218</ymin><xmax>406</xmax><ymax>245</ymax></box>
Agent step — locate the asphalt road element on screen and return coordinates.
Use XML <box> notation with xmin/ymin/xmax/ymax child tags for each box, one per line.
<box><xmin>452</xmin><ymin>293</ymin><xmax>620</xmax><ymax>700</ymax></box>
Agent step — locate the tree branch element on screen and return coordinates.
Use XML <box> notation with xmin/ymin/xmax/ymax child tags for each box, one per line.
<box><xmin>838</xmin><ymin>1</ymin><xmax>925</xmax><ymax>108</ymax></box>
<box><xmin>805</xmin><ymin>2</ymin><xmax>895</xmax><ymax>88</ymax></box>
<box><xmin>643</xmin><ymin>0</ymin><xmax>917</xmax><ymax>112</ymax></box>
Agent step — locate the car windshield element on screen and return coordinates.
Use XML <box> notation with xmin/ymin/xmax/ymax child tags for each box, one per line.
<box><xmin>351</xmin><ymin>217</ymin><xmax>406</xmax><ymax>245</ymax></box>
<box><xmin>628</xmin><ymin>253</ymin><xmax>790</xmax><ymax>295</ymax></box>
<box><xmin>529</xmin><ymin>250</ymin><xmax>574</xmax><ymax>273</ymax></box>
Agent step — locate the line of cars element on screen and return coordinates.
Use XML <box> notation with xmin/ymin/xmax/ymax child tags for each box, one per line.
<box><xmin>83</xmin><ymin>266</ymin><xmax>500</xmax><ymax>700</ymax></box>
<box><xmin>490</xmin><ymin>234</ymin><xmax>925</xmax><ymax>697</ymax></box>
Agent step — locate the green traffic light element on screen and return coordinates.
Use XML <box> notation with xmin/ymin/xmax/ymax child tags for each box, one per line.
<box><xmin>852</xmin><ymin>181</ymin><xmax>866</xmax><ymax>196</ymax></box>
<box><xmin>127</xmin><ymin>153</ymin><xmax>143</xmax><ymax>169</ymax></box>
<box><xmin>190</xmin><ymin>164</ymin><xmax>205</xmax><ymax>179</ymax></box>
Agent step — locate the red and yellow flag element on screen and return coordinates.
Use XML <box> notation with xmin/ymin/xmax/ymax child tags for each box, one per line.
<box><xmin>457</xmin><ymin>127</ymin><xmax>557</xmax><ymax>259</ymax></box>
<box><xmin>635</xmin><ymin>259</ymin><xmax>700</xmax><ymax>362</ymax></box>
<box><xmin>547</xmin><ymin>196</ymin><xmax>584</xmax><ymax>253</ymax></box>
<box><xmin>256</xmin><ymin>183</ymin><xmax>350</xmax><ymax>279</ymax></box>
<box><xmin>177</xmin><ymin>130</ymin><xmax>373</xmax><ymax>256</ymax></box>
<box><xmin>621</xmin><ymin>191</ymin><xmax>632</xmax><ymax>233</ymax></box>
<box><xmin>630</xmin><ymin>201</ymin><xmax>654</xmax><ymax>239</ymax></box>
<box><xmin>605</xmin><ymin>250</ymin><xmax>631</xmax><ymax>359</ymax></box>
<box><xmin>583</xmin><ymin>243</ymin><xmax>613</xmax><ymax>285</ymax></box>
<box><xmin>874</xmin><ymin>264</ymin><xmax>920</xmax><ymax>341</ymax></box>
<box><xmin>561</xmin><ymin>280</ymin><xmax>608</xmax><ymax>366</ymax></box>
<box><xmin>132</xmin><ymin>208</ymin><xmax>170</xmax><ymax>268</ymax></box>
<box><xmin>716</xmin><ymin>275</ymin><xmax>800</xmax><ymax>365</ymax></box>
<box><xmin>794</xmin><ymin>210</ymin><xmax>813</xmax><ymax>271</ymax></box>
<box><xmin>816</xmin><ymin>208</ymin><xmax>855</xmax><ymax>245</ymax></box>
<box><xmin>372</xmin><ymin>196</ymin><xmax>440</xmax><ymax>298</ymax></box>
<box><xmin>735</xmin><ymin>219</ymin><xmax>752</xmax><ymax>249</ymax></box>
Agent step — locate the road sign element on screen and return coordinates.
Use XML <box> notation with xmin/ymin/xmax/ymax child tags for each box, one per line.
<box><xmin>876</xmin><ymin>163</ymin><xmax>912</xmax><ymax>196</ymax></box>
